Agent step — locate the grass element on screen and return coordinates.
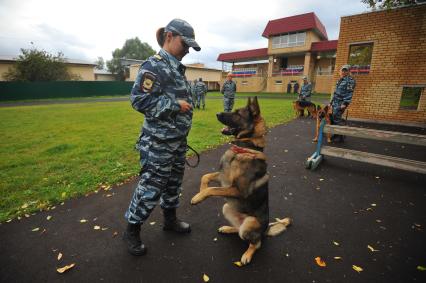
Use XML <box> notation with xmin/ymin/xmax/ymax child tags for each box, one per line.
<box><xmin>0</xmin><ymin>95</ymin><xmax>296</xmax><ymax>222</ymax></box>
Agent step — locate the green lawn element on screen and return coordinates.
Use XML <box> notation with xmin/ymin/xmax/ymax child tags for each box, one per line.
<box><xmin>0</xmin><ymin>97</ymin><xmax>296</xmax><ymax>222</ymax></box>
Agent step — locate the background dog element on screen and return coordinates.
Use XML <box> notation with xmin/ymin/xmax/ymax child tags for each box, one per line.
<box><xmin>313</xmin><ymin>104</ymin><xmax>332</xmax><ymax>143</ymax></box>
<box><xmin>191</xmin><ymin>97</ymin><xmax>291</xmax><ymax>265</ymax></box>
<box><xmin>293</xmin><ymin>100</ymin><xmax>317</xmax><ymax>118</ymax></box>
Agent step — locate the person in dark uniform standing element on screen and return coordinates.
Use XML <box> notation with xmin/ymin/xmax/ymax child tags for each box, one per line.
<box><xmin>221</xmin><ymin>72</ymin><xmax>237</xmax><ymax>112</ymax></box>
<box><xmin>123</xmin><ymin>18</ymin><xmax>201</xmax><ymax>256</ymax></box>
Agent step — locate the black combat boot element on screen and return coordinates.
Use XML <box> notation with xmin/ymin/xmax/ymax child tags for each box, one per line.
<box><xmin>123</xmin><ymin>223</ymin><xmax>147</xmax><ymax>256</ymax></box>
<box><xmin>163</xmin><ymin>208</ymin><xmax>191</xmax><ymax>233</ymax></box>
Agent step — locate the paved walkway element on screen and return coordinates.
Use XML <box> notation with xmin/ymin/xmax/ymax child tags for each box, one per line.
<box><xmin>0</xmin><ymin>119</ymin><xmax>425</xmax><ymax>283</ymax></box>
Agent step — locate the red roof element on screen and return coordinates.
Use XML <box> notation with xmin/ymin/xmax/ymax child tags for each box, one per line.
<box><xmin>262</xmin><ymin>12</ymin><xmax>328</xmax><ymax>40</ymax></box>
<box><xmin>217</xmin><ymin>48</ymin><xmax>268</xmax><ymax>63</ymax></box>
<box><xmin>311</xmin><ymin>40</ymin><xmax>338</xmax><ymax>52</ymax></box>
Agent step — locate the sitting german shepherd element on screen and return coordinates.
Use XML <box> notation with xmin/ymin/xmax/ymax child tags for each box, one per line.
<box><xmin>293</xmin><ymin>100</ymin><xmax>317</xmax><ymax>118</ymax></box>
<box><xmin>191</xmin><ymin>97</ymin><xmax>291</xmax><ymax>265</ymax></box>
<box><xmin>313</xmin><ymin>104</ymin><xmax>333</xmax><ymax>143</ymax></box>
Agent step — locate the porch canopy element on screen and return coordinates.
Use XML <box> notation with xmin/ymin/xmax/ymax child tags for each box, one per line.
<box><xmin>217</xmin><ymin>48</ymin><xmax>269</xmax><ymax>63</ymax></box>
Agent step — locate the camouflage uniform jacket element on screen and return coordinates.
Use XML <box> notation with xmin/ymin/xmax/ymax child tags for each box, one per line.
<box><xmin>221</xmin><ymin>80</ymin><xmax>237</xmax><ymax>98</ymax></box>
<box><xmin>194</xmin><ymin>81</ymin><xmax>207</xmax><ymax>96</ymax></box>
<box><xmin>331</xmin><ymin>76</ymin><xmax>356</xmax><ymax>106</ymax></box>
<box><xmin>299</xmin><ymin>82</ymin><xmax>312</xmax><ymax>101</ymax></box>
<box><xmin>130</xmin><ymin>49</ymin><xmax>193</xmax><ymax>143</ymax></box>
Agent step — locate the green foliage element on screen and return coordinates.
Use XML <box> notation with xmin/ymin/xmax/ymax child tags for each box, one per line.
<box><xmin>106</xmin><ymin>37</ymin><xmax>156</xmax><ymax>81</ymax></box>
<box><xmin>3</xmin><ymin>48</ymin><xmax>76</xmax><ymax>82</ymax></box>
<box><xmin>361</xmin><ymin>0</ymin><xmax>418</xmax><ymax>9</ymax></box>
<box><xmin>0</xmin><ymin>96</ymin><xmax>296</xmax><ymax>221</ymax></box>
<box><xmin>95</xmin><ymin>57</ymin><xmax>105</xmax><ymax>70</ymax></box>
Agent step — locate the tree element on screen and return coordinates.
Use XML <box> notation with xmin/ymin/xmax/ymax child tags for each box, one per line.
<box><xmin>361</xmin><ymin>0</ymin><xmax>419</xmax><ymax>9</ymax></box>
<box><xmin>106</xmin><ymin>37</ymin><xmax>155</xmax><ymax>81</ymax></box>
<box><xmin>3</xmin><ymin>48</ymin><xmax>77</xmax><ymax>81</ymax></box>
<box><xmin>95</xmin><ymin>57</ymin><xmax>105</xmax><ymax>70</ymax></box>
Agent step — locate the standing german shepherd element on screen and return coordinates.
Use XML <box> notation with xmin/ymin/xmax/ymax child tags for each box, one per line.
<box><xmin>191</xmin><ymin>97</ymin><xmax>291</xmax><ymax>265</ymax></box>
<box><xmin>293</xmin><ymin>100</ymin><xmax>317</xmax><ymax>118</ymax></box>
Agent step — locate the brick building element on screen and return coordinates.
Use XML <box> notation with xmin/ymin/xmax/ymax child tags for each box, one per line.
<box><xmin>335</xmin><ymin>4</ymin><xmax>426</xmax><ymax>126</ymax></box>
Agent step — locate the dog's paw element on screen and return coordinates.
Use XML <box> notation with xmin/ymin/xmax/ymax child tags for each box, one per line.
<box><xmin>190</xmin><ymin>193</ymin><xmax>204</xmax><ymax>205</ymax></box>
<box><xmin>218</xmin><ymin>226</ymin><xmax>238</xmax><ymax>234</ymax></box>
<box><xmin>240</xmin><ymin>252</ymin><xmax>252</xmax><ymax>265</ymax></box>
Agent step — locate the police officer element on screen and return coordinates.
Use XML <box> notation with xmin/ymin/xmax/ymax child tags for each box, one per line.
<box><xmin>124</xmin><ymin>18</ymin><xmax>200</xmax><ymax>256</ymax></box>
<box><xmin>330</xmin><ymin>64</ymin><xmax>356</xmax><ymax>141</ymax></box>
<box><xmin>221</xmin><ymin>72</ymin><xmax>237</xmax><ymax>112</ymax></box>
<box><xmin>194</xmin><ymin>77</ymin><xmax>207</xmax><ymax>109</ymax></box>
<box><xmin>191</xmin><ymin>79</ymin><xmax>197</xmax><ymax>108</ymax></box>
<box><xmin>299</xmin><ymin>76</ymin><xmax>312</xmax><ymax>102</ymax></box>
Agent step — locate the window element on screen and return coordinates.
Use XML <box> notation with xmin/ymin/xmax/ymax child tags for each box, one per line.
<box><xmin>272</xmin><ymin>32</ymin><xmax>306</xmax><ymax>49</ymax></box>
<box><xmin>241</xmin><ymin>81</ymin><xmax>248</xmax><ymax>85</ymax></box>
<box><xmin>399</xmin><ymin>86</ymin><xmax>423</xmax><ymax>110</ymax></box>
<box><xmin>275</xmin><ymin>80</ymin><xmax>283</xmax><ymax>85</ymax></box>
<box><xmin>348</xmin><ymin>43</ymin><xmax>373</xmax><ymax>74</ymax></box>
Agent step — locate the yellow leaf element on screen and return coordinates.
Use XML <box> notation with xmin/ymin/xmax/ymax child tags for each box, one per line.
<box><xmin>203</xmin><ymin>273</ymin><xmax>210</xmax><ymax>282</ymax></box>
<box><xmin>57</xmin><ymin>253</ymin><xmax>62</xmax><ymax>260</ymax></box>
<box><xmin>417</xmin><ymin>265</ymin><xmax>426</xmax><ymax>271</ymax></box>
<box><xmin>32</xmin><ymin>227</ymin><xmax>40</xmax><ymax>232</ymax></box>
<box><xmin>94</xmin><ymin>225</ymin><xmax>101</xmax><ymax>230</ymax></box>
<box><xmin>333</xmin><ymin>241</ymin><xmax>340</xmax><ymax>246</ymax></box>
<box><xmin>315</xmin><ymin>257</ymin><xmax>326</xmax><ymax>267</ymax></box>
<box><xmin>112</xmin><ymin>231</ymin><xmax>118</xmax><ymax>237</ymax></box>
<box><xmin>352</xmin><ymin>265</ymin><xmax>363</xmax><ymax>273</ymax></box>
<box><xmin>371</xmin><ymin>203</ymin><xmax>377</xmax><ymax>207</ymax></box>
<box><xmin>319</xmin><ymin>178</ymin><xmax>324</xmax><ymax>181</ymax></box>
<box><xmin>149</xmin><ymin>222</ymin><xmax>156</xmax><ymax>225</ymax></box>
<box><xmin>367</xmin><ymin>245</ymin><xmax>379</xmax><ymax>252</ymax></box>
<box><xmin>233</xmin><ymin>261</ymin><xmax>243</xmax><ymax>267</ymax></box>
<box><xmin>56</xmin><ymin>263</ymin><xmax>75</xmax><ymax>274</ymax></box>
<box><xmin>21</xmin><ymin>203</ymin><xmax>29</xmax><ymax>209</ymax></box>
<box><xmin>213</xmin><ymin>237</ymin><xmax>217</xmax><ymax>242</ymax></box>
<box><xmin>47</xmin><ymin>216</ymin><xmax>52</xmax><ymax>221</ymax></box>
<box><xmin>61</xmin><ymin>192</ymin><xmax>67</xmax><ymax>198</ymax></box>
<box><xmin>334</xmin><ymin>256</ymin><xmax>342</xmax><ymax>260</ymax></box>
<box><xmin>101</xmin><ymin>227</ymin><xmax>108</xmax><ymax>231</ymax></box>
<box><xmin>80</xmin><ymin>219</ymin><xmax>87</xmax><ymax>223</ymax></box>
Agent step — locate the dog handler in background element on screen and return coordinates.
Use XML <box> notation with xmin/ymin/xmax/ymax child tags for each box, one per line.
<box><xmin>123</xmin><ymin>19</ymin><xmax>201</xmax><ymax>256</ymax></box>
<box><xmin>299</xmin><ymin>76</ymin><xmax>312</xmax><ymax>102</ymax></box>
<box><xmin>329</xmin><ymin>64</ymin><xmax>356</xmax><ymax>141</ymax></box>
<box><xmin>221</xmin><ymin>72</ymin><xmax>237</xmax><ymax>112</ymax></box>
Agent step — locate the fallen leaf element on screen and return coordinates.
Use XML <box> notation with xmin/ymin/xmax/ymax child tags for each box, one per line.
<box><xmin>80</xmin><ymin>219</ymin><xmax>87</xmax><ymax>223</ymax></box>
<box><xmin>21</xmin><ymin>203</ymin><xmax>29</xmax><ymax>209</ymax></box>
<box><xmin>376</xmin><ymin>219</ymin><xmax>382</xmax><ymax>223</ymax></box>
<box><xmin>94</xmin><ymin>225</ymin><xmax>101</xmax><ymax>230</ymax></box>
<box><xmin>203</xmin><ymin>273</ymin><xmax>210</xmax><ymax>282</ymax></box>
<box><xmin>101</xmin><ymin>227</ymin><xmax>108</xmax><ymax>231</ymax></box>
<box><xmin>319</xmin><ymin>178</ymin><xmax>324</xmax><ymax>181</ymax></box>
<box><xmin>61</xmin><ymin>192</ymin><xmax>67</xmax><ymax>198</ymax></box>
<box><xmin>112</xmin><ymin>231</ymin><xmax>118</xmax><ymax>237</ymax></box>
<box><xmin>47</xmin><ymin>216</ymin><xmax>52</xmax><ymax>221</ymax></box>
<box><xmin>6</xmin><ymin>219</ymin><xmax>12</xmax><ymax>222</ymax></box>
<box><xmin>352</xmin><ymin>265</ymin><xmax>363</xmax><ymax>273</ymax></box>
<box><xmin>315</xmin><ymin>257</ymin><xmax>326</xmax><ymax>267</ymax></box>
<box><xmin>213</xmin><ymin>237</ymin><xmax>217</xmax><ymax>242</ymax></box>
<box><xmin>105</xmin><ymin>194</ymin><xmax>113</xmax><ymax>197</ymax></box>
<box><xmin>414</xmin><ymin>223</ymin><xmax>421</xmax><ymax>228</ymax></box>
<box><xmin>56</xmin><ymin>263</ymin><xmax>75</xmax><ymax>274</ymax></box>
<box><xmin>32</xmin><ymin>227</ymin><xmax>40</xmax><ymax>232</ymax></box>
<box><xmin>149</xmin><ymin>222</ymin><xmax>156</xmax><ymax>225</ymax></box>
<box><xmin>333</xmin><ymin>241</ymin><xmax>340</xmax><ymax>246</ymax></box>
<box><xmin>375</xmin><ymin>176</ymin><xmax>380</xmax><ymax>179</ymax></box>
<box><xmin>284</xmin><ymin>149</ymin><xmax>288</xmax><ymax>153</ymax></box>
<box><xmin>371</xmin><ymin>203</ymin><xmax>377</xmax><ymax>207</ymax></box>
<box><xmin>57</xmin><ymin>253</ymin><xmax>62</xmax><ymax>260</ymax></box>
<box><xmin>367</xmin><ymin>245</ymin><xmax>379</xmax><ymax>252</ymax></box>
<box><xmin>234</xmin><ymin>261</ymin><xmax>243</xmax><ymax>267</ymax></box>
<box><xmin>334</xmin><ymin>256</ymin><xmax>342</xmax><ymax>260</ymax></box>
<box><xmin>417</xmin><ymin>265</ymin><xmax>426</xmax><ymax>271</ymax></box>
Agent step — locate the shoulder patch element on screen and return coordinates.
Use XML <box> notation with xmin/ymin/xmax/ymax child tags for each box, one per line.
<box><xmin>153</xmin><ymin>54</ymin><xmax>162</xmax><ymax>60</ymax></box>
<box><xmin>140</xmin><ymin>71</ymin><xmax>157</xmax><ymax>93</ymax></box>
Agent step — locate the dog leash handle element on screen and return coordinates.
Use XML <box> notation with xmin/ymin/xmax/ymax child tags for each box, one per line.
<box><xmin>186</xmin><ymin>144</ymin><xmax>200</xmax><ymax>168</ymax></box>
<box><xmin>315</xmin><ymin>118</ymin><xmax>326</xmax><ymax>157</ymax></box>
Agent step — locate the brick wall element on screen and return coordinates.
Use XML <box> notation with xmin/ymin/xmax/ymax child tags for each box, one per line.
<box><xmin>334</xmin><ymin>4</ymin><xmax>426</xmax><ymax>125</ymax></box>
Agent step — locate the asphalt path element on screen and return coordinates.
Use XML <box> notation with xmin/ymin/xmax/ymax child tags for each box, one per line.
<box><xmin>0</xmin><ymin>119</ymin><xmax>425</xmax><ymax>283</ymax></box>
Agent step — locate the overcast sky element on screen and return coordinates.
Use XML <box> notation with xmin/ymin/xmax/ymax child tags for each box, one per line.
<box><xmin>0</xmin><ymin>0</ymin><xmax>369</xmax><ymax>69</ymax></box>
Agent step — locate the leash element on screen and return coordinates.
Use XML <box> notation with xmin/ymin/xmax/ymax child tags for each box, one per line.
<box><xmin>314</xmin><ymin>118</ymin><xmax>326</xmax><ymax>157</ymax></box>
<box><xmin>186</xmin><ymin>144</ymin><xmax>200</xmax><ymax>168</ymax></box>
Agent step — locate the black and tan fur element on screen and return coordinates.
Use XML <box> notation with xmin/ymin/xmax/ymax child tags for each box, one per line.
<box><xmin>313</xmin><ymin>104</ymin><xmax>333</xmax><ymax>143</ymax></box>
<box><xmin>191</xmin><ymin>97</ymin><xmax>291</xmax><ymax>265</ymax></box>
<box><xmin>293</xmin><ymin>100</ymin><xmax>317</xmax><ymax>118</ymax></box>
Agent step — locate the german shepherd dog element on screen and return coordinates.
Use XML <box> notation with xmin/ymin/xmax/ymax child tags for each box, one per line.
<box><xmin>313</xmin><ymin>104</ymin><xmax>333</xmax><ymax>143</ymax></box>
<box><xmin>191</xmin><ymin>97</ymin><xmax>291</xmax><ymax>265</ymax></box>
<box><xmin>293</xmin><ymin>100</ymin><xmax>317</xmax><ymax>118</ymax></box>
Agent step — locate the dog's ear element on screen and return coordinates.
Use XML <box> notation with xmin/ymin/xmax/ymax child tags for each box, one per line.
<box><xmin>249</xmin><ymin>96</ymin><xmax>260</xmax><ymax>117</ymax></box>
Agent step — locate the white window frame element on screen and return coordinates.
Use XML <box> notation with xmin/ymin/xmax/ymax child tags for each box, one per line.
<box><xmin>272</xmin><ymin>32</ymin><xmax>306</xmax><ymax>49</ymax></box>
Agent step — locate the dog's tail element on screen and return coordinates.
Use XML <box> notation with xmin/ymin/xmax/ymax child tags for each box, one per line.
<box><xmin>266</xmin><ymin>217</ymin><xmax>292</xmax><ymax>237</ymax></box>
